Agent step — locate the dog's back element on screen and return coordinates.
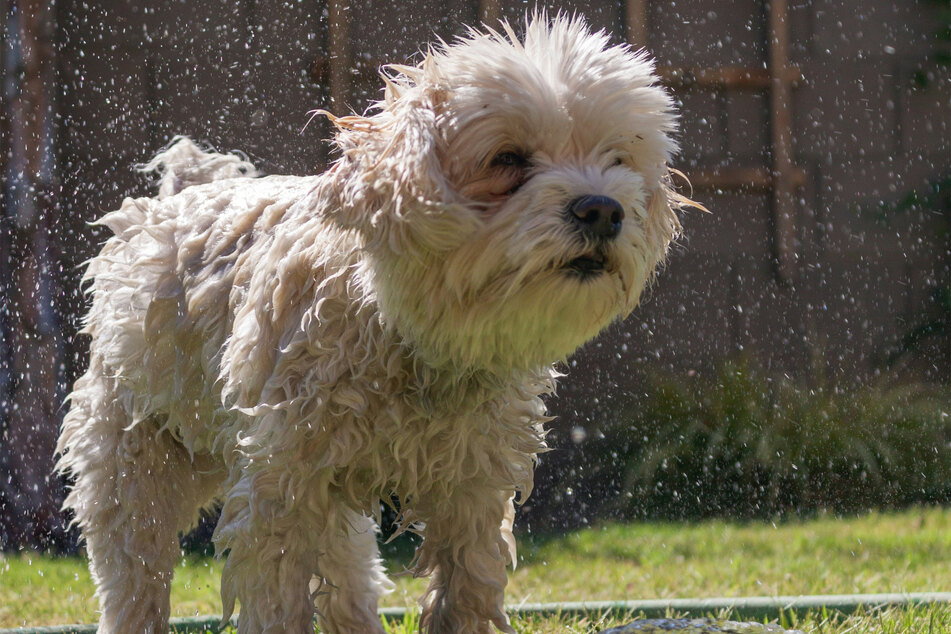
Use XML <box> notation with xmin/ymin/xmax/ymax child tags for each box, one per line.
<box><xmin>61</xmin><ymin>139</ymin><xmax>270</xmax><ymax>450</ymax></box>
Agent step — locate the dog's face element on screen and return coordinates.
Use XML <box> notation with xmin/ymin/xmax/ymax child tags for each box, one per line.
<box><xmin>328</xmin><ymin>16</ymin><xmax>684</xmax><ymax>372</ymax></box>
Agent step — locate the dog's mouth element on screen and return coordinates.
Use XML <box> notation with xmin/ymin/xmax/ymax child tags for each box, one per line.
<box><xmin>564</xmin><ymin>252</ymin><xmax>607</xmax><ymax>277</ymax></box>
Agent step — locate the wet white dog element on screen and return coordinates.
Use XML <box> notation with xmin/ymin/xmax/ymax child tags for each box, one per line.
<box><xmin>57</xmin><ymin>15</ymin><xmax>691</xmax><ymax>634</ymax></box>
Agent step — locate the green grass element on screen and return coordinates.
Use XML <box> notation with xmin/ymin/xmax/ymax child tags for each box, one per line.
<box><xmin>3</xmin><ymin>507</ymin><xmax>951</xmax><ymax>631</ymax></box>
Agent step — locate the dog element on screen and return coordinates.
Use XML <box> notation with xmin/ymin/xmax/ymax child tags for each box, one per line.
<box><xmin>56</xmin><ymin>14</ymin><xmax>692</xmax><ymax>634</ymax></box>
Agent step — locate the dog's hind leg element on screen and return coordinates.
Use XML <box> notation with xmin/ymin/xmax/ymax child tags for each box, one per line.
<box><xmin>59</xmin><ymin>381</ymin><xmax>222</xmax><ymax>634</ymax></box>
<box><xmin>312</xmin><ymin>509</ymin><xmax>391</xmax><ymax>634</ymax></box>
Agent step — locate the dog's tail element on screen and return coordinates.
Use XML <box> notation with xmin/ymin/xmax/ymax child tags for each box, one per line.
<box><xmin>139</xmin><ymin>136</ymin><xmax>259</xmax><ymax>199</ymax></box>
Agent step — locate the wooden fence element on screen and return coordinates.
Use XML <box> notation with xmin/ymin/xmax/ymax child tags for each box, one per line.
<box><xmin>0</xmin><ymin>0</ymin><xmax>947</xmax><ymax>548</ymax></box>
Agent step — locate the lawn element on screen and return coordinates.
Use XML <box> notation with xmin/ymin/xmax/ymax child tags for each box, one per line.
<box><xmin>2</xmin><ymin>507</ymin><xmax>951</xmax><ymax>631</ymax></box>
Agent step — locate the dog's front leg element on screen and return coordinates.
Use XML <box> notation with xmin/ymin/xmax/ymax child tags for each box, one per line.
<box><xmin>215</xmin><ymin>465</ymin><xmax>390</xmax><ymax>634</ymax></box>
<box><xmin>215</xmin><ymin>468</ymin><xmax>325</xmax><ymax>634</ymax></box>
<box><xmin>415</xmin><ymin>488</ymin><xmax>516</xmax><ymax>634</ymax></box>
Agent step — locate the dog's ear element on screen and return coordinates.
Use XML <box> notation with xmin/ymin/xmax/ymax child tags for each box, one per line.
<box><xmin>321</xmin><ymin>78</ymin><xmax>453</xmax><ymax>249</ymax></box>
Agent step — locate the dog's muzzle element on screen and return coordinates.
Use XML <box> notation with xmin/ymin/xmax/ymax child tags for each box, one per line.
<box><xmin>567</xmin><ymin>195</ymin><xmax>624</xmax><ymax>241</ymax></box>
<box><xmin>563</xmin><ymin>195</ymin><xmax>624</xmax><ymax>276</ymax></box>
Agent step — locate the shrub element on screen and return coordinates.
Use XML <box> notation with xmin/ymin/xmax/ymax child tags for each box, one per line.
<box><xmin>528</xmin><ymin>359</ymin><xmax>951</xmax><ymax>526</ymax></box>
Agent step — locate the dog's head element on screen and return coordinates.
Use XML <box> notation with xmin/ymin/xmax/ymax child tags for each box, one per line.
<box><xmin>325</xmin><ymin>14</ymin><xmax>693</xmax><ymax>372</ymax></box>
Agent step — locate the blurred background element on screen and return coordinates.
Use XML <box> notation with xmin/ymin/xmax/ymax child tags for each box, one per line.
<box><xmin>0</xmin><ymin>0</ymin><xmax>948</xmax><ymax>553</ymax></box>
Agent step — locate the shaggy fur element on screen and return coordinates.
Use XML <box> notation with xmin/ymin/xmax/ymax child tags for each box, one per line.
<box><xmin>57</xmin><ymin>15</ymin><xmax>687</xmax><ymax>634</ymax></box>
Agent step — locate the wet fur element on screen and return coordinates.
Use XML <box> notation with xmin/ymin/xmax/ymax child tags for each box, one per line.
<box><xmin>57</xmin><ymin>15</ymin><xmax>684</xmax><ymax>634</ymax></box>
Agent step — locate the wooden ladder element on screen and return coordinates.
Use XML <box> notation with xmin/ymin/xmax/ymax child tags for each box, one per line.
<box><xmin>627</xmin><ymin>0</ymin><xmax>804</xmax><ymax>284</ymax></box>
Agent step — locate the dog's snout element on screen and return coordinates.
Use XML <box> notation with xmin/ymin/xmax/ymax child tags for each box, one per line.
<box><xmin>567</xmin><ymin>195</ymin><xmax>625</xmax><ymax>240</ymax></box>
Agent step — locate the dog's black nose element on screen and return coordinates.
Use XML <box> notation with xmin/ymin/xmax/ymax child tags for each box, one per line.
<box><xmin>567</xmin><ymin>195</ymin><xmax>625</xmax><ymax>240</ymax></box>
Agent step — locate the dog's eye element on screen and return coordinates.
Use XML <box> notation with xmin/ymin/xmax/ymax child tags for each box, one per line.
<box><xmin>486</xmin><ymin>151</ymin><xmax>530</xmax><ymax>197</ymax></box>
<box><xmin>491</xmin><ymin>151</ymin><xmax>529</xmax><ymax>169</ymax></box>
<box><xmin>611</xmin><ymin>156</ymin><xmax>624</xmax><ymax>167</ymax></box>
